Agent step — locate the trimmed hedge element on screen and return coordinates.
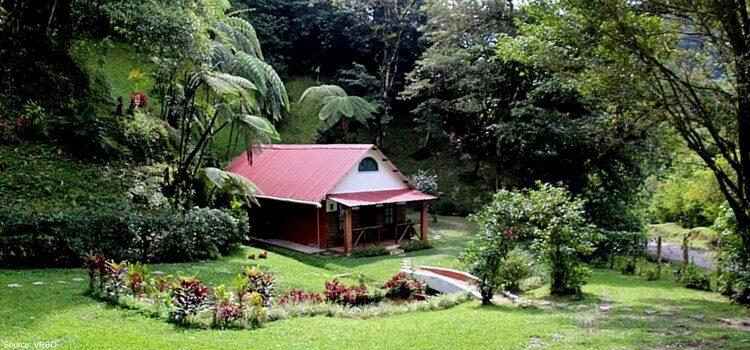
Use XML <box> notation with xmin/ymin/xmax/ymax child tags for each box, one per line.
<box><xmin>351</xmin><ymin>246</ymin><xmax>389</xmax><ymax>258</ymax></box>
<box><xmin>398</xmin><ymin>240</ymin><xmax>434</xmax><ymax>252</ymax></box>
<box><xmin>0</xmin><ymin>203</ymin><xmax>248</xmax><ymax>268</ymax></box>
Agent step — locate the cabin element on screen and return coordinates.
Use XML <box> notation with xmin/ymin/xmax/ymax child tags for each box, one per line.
<box><xmin>227</xmin><ymin>144</ymin><xmax>437</xmax><ymax>255</ymax></box>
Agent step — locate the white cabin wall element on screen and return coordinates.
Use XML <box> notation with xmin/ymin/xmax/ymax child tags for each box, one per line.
<box><xmin>328</xmin><ymin>149</ymin><xmax>409</xmax><ymax>194</ymax></box>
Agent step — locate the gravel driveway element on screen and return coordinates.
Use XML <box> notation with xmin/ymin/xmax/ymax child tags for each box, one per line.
<box><xmin>647</xmin><ymin>240</ymin><xmax>716</xmax><ymax>270</ymax></box>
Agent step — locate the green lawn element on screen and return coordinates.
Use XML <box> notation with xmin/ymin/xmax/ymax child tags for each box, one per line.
<box><xmin>648</xmin><ymin>223</ymin><xmax>719</xmax><ymax>250</ymax></box>
<box><xmin>2</xmin><ymin>216</ymin><xmax>750</xmax><ymax>349</ymax></box>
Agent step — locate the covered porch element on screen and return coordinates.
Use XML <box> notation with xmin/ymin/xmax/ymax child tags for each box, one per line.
<box><xmin>326</xmin><ymin>189</ymin><xmax>435</xmax><ymax>255</ymax></box>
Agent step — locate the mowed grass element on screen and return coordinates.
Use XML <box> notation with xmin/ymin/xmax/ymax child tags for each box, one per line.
<box><xmin>648</xmin><ymin>222</ymin><xmax>719</xmax><ymax>250</ymax></box>
<box><xmin>2</xmin><ymin>216</ymin><xmax>750</xmax><ymax>349</ymax></box>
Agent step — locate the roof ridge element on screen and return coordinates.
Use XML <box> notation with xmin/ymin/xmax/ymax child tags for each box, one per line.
<box><xmin>258</xmin><ymin>144</ymin><xmax>374</xmax><ymax>150</ymax></box>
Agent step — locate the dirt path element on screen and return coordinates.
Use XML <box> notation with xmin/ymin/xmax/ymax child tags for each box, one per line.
<box><xmin>646</xmin><ymin>241</ymin><xmax>716</xmax><ymax>270</ymax></box>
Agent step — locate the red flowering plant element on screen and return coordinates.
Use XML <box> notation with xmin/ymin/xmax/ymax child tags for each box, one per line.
<box><xmin>324</xmin><ymin>279</ymin><xmax>373</xmax><ymax>306</ymax></box>
<box><xmin>382</xmin><ymin>272</ymin><xmax>426</xmax><ymax>300</ymax></box>
<box><xmin>276</xmin><ymin>289</ymin><xmax>324</xmax><ymax>305</ymax></box>
<box><xmin>130</xmin><ymin>92</ymin><xmax>148</xmax><ymax>108</ymax></box>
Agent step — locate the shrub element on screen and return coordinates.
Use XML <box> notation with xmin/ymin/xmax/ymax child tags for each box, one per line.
<box><xmin>351</xmin><ymin>246</ymin><xmax>389</xmax><ymax>258</ymax></box>
<box><xmin>324</xmin><ymin>279</ymin><xmax>374</xmax><ymax>306</ymax></box>
<box><xmin>398</xmin><ymin>240</ymin><xmax>434</xmax><ymax>252</ymax></box>
<box><xmin>462</xmin><ymin>182</ymin><xmax>597</xmax><ymax>301</ymax></box>
<box><xmin>83</xmin><ymin>253</ymin><xmax>107</xmax><ymax>291</ymax></box>
<box><xmin>276</xmin><ymin>290</ymin><xmax>324</xmax><ymax>305</ymax></box>
<box><xmin>497</xmin><ymin>249</ymin><xmax>534</xmax><ymax>292</ymax></box>
<box><xmin>169</xmin><ymin>277</ymin><xmax>209</xmax><ymax>324</ymax></box>
<box><xmin>382</xmin><ymin>272</ymin><xmax>426</xmax><ymax>299</ymax></box>
<box><xmin>0</xmin><ymin>203</ymin><xmax>246</xmax><ymax>268</ymax></box>
<box><xmin>211</xmin><ymin>284</ymin><xmax>245</xmax><ymax>328</ymax></box>
<box><xmin>116</xmin><ymin>111</ymin><xmax>172</xmax><ymax>163</ymax></box>
<box><xmin>678</xmin><ymin>263</ymin><xmax>711</xmax><ymax>291</ymax></box>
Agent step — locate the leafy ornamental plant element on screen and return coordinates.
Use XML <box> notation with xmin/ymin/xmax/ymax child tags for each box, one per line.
<box><xmin>83</xmin><ymin>253</ymin><xmax>107</xmax><ymax>291</ymax></box>
<box><xmin>297</xmin><ymin>84</ymin><xmax>377</xmax><ymax>135</ymax></box>
<box><xmin>381</xmin><ymin>272</ymin><xmax>426</xmax><ymax>300</ymax></box>
<box><xmin>126</xmin><ymin>262</ymin><xmax>149</xmax><ymax>297</ymax></box>
<box><xmin>169</xmin><ymin>277</ymin><xmax>209</xmax><ymax>325</ymax></box>
<box><xmin>324</xmin><ymin>279</ymin><xmax>374</xmax><ymax>306</ymax></box>
<box><xmin>242</xmin><ymin>266</ymin><xmax>276</xmax><ymax>307</ymax></box>
<box><xmin>105</xmin><ymin>260</ymin><xmax>128</xmax><ymax>298</ymax></box>
<box><xmin>276</xmin><ymin>290</ymin><xmax>324</xmax><ymax>306</ymax></box>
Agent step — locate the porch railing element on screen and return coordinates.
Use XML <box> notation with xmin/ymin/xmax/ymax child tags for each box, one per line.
<box><xmin>395</xmin><ymin>222</ymin><xmax>420</xmax><ymax>244</ymax></box>
<box><xmin>353</xmin><ymin>225</ymin><xmax>383</xmax><ymax>247</ymax></box>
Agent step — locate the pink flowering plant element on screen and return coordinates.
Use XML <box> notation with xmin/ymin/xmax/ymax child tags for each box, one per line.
<box><xmin>324</xmin><ymin>279</ymin><xmax>373</xmax><ymax>306</ymax></box>
<box><xmin>277</xmin><ymin>289</ymin><xmax>324</xmax><ymax>305</ymax></box>
<box><xmin>382</xmin><ymin>272</ymin><xmax>426</xmax><ymax>300</ymax></box>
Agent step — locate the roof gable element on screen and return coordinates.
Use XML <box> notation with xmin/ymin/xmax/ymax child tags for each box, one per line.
<box><xmin>329</xmin><ymin>148</ymin><xmax>410</xmax><ymax>194</ymax></box>
<box><xmin>226</xmin><ymin>144</ymin><xmax>374</xmax><ymax>204</ymax></box>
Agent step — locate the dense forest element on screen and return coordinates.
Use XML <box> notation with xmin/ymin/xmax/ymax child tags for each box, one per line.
<box><xmin>1</xmin><ymin>0</ymin><xmax>748</xmax><ymax>303</ymax></box>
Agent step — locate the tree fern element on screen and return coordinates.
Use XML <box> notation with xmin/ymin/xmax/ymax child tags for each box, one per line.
<box><xmin>198</xmin><ymin>167</ymin><xmax>260</xmax><ymax>206</ymax></box>
<box><xmin>233</xmin><ymin>52</ymin><xmax>268</xmax><ymax>95</ymax></box>
<box><xmin>318</xmin><ymin>95</ymin><xmax>376</xmax><ymax>128</ymax></box>
<box><xmin>222</xmin><ymin>17</ymin><xmax>263</xmax><ymax>60</ymax></box>
<box><xmin>298</xmin><ymin>84</ymin><xmax>347</xmax><ymax>115</ymax></box>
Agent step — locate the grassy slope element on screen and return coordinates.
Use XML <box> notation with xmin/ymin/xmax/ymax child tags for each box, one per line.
<box><xmin>2</xmin><ymin>216</ymin><xmax>750</xmax><ymax>349</ymax></box>
<box><xmin>0</xmin><ymin>142</ymin><xmax>129</xmax><ymax>212</ymax></box>
<box><xmin>72</xmin><ymin>40</ymin><xmax>160</xmax><ymax>110</ymax></box>
<box><xmin>648</xmin><ymin>223</ymin><xmax>719</xmax><ymax>250</ymax></box>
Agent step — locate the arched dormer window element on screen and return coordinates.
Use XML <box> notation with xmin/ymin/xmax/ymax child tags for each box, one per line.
<box><xmin>358</xmin><ymin>157</ymin><xmax>378</xmax><ymax>172</ymax></box>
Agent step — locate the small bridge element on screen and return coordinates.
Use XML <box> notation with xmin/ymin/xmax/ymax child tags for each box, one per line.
<box><xmin>405</xmin><ymin>266</ymin><xmax>482</xmax><ymax>299</ymax></box>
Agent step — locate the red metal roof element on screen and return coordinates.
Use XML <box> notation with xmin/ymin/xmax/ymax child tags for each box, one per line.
<box><xmin>327</xmin><ymin>189</ymin><xmax>437</xmax><ymax>207</ymax></box>
<box><xmin>227</xmin><ymin>144</ymin><xmax>374</xmax><ymax>205</ymax></box>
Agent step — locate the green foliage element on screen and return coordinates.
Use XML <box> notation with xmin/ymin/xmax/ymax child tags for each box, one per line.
<box><xmin>592</xmin><ymin>230</ymin><xmax>648</xmax><ymax>269</ymax></box>
<box><xmin>117</xmin><ymin>112</ymin><xmax>173</xmax><ymax>163</ymax></box>
<box><xmin>678</xmin><ymin>263</ymin><xmax>711</xmax><ymax>292</ymax></box>
<box><xmin>648</xmin><ymin>162</ymin><xmax>724</xmax><ymax>227</ymax></box>
<box><xmin>525</xmin><ymin>183</ymin><xmax>597</xmax><ymax>296</ymax></box>
<box><xmin>463</xmin><ymin>183</ymin><xmax>597</xmax><ymax>299</ymax></box>
<box><xmin>398</xmin><ymin>240</ymin><xmax>434</xmax><ymax>253</ymax></box>
<box><xmin>461</xmin><ymin>189</ymin><xmax>524</xmax><ymax>304</ymax></box>
<box><xmin>0</xmin><ymin>198</ymin><xmax>247</xmax><ymax>267</ymax></box>
<box><xmin>351</xmin><ymin>246</ymin><xmax>390</xmax><ymax>258</ymax></box>
<box><xmin>196</xmin><ymin>167</ymin><xmax>260</xmax><ymax>207</ymax></box>
<box><xmin>297</xmin><ymin>84</ymin><xmax>376</xmax><ymax>133</ymax></box>
<box><xmin>497</xmin><ymin>248</ymin><xmax>534</xmax><ymax>292</ymax></box>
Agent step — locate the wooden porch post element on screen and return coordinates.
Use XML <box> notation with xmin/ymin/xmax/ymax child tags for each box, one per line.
<box><xmin>344</xmin><ymin>207</ymin><xmax>353</xmax><ymax>255</ymax></box>
<box><xmin>420</xmin><ymin>201</ymin><xmax>428</xmax><ymax>240</ymax></box>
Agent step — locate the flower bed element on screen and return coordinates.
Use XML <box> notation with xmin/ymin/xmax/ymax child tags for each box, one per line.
<box><xmin>84</xmin><ymin>255</ymin><xmax>470</xmax><ymax>329</ymax></box>
<box><xmin>84</xmin><ymin>253</ymin><xmax>274</xmax><ymax>329</ymax></box>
